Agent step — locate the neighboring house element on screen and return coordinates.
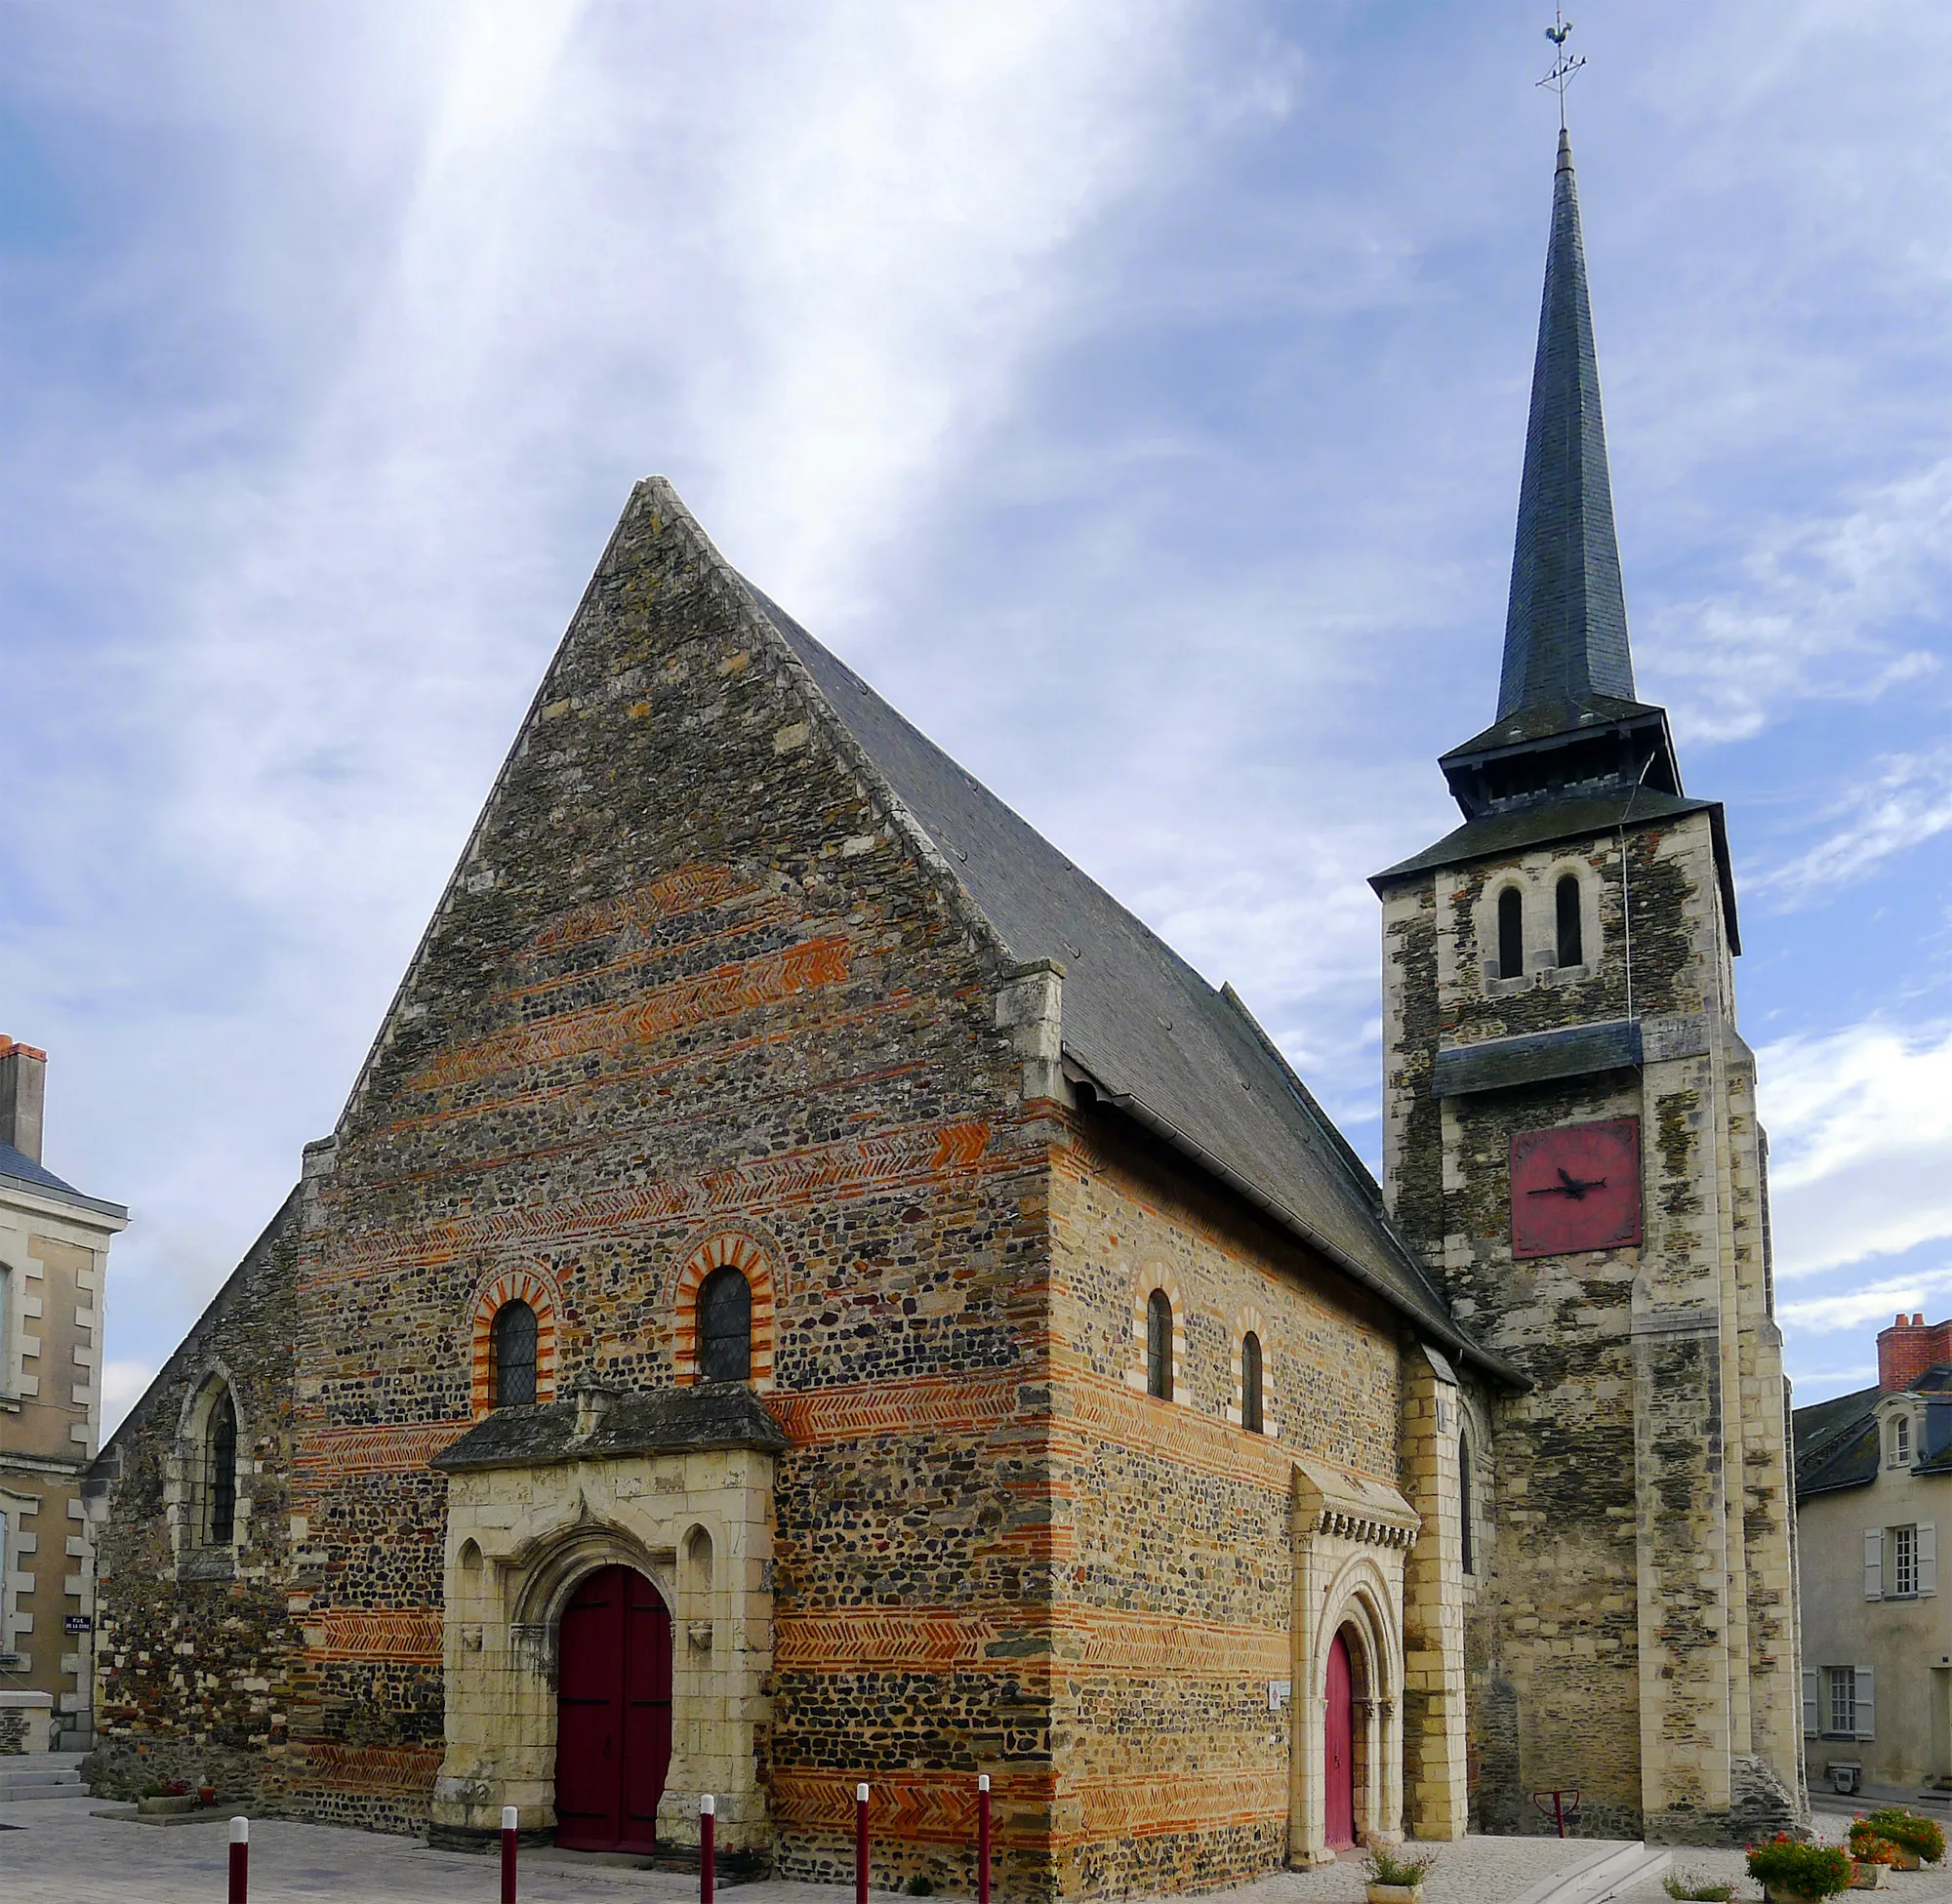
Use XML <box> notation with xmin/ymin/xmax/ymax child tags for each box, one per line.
<box><xmin>0</xmin><ymin>1038</ymin><xmax>128</xmax><ymax>1752</ymax></box>
<box><xmin>1795</xmin><ymin>1315</ymin><xmax>1952</xmax><ymax>1794</ymax></box>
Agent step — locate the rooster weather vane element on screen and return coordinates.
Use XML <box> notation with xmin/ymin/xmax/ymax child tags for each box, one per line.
<box><xmin>1538</xmin><ymin>8</ymin><xmax>1587</xmax><ymax>129</ymax></box>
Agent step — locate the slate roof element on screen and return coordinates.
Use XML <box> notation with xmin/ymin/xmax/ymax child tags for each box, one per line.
<box><xmin>433</xmin><ymin>1385</ymin><xmax>789</xmax><ymax>1473</ymax></box>
<box><xmin>0</xmin><ymin>1139</ymin><xmax>127</xmax><ymax>1219</ymax></box>
<box><xmin>1374</xmin><ymin>787</ymin><xmax>1718</xmax><ymax>885</ymax></box>
<box><xmin>745</xmin><ymin>586</ymin><xmax>1513</xmax><ymax>1382</ymax></box>
<box><xmin>1793</xmin><ymin>1370</ymin><xmax>1952</xmax><ymax>1501</ymax></box>
<box><xmin>1495</xmin><ymin>129</ymin><xmax>1635</xmax><ymax>726</ymax></box>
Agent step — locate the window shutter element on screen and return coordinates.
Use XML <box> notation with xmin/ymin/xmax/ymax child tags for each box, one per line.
<box><xmin>1922</xmin><ymin>1523</ymin><xmax>1938</xmax><ymax>1597</ymax></box>
<box><xmin>1857</xmin><ymin>1666</ymin><xmax>1876</xmax><ymax>1740</ymax></box>
<box><xmin>1866</xmin><ymin>1527</ymin><xmax>1886</xmax><ymax>1600</ymax></box>
<box><xmin>1803</xmin><ymin>1668</ymin><xmax>1819</xmax><ymax>1737</ymax></box>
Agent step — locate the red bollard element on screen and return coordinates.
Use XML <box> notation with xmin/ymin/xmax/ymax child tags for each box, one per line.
<box><xmin>977</xmin><ymin>1774</ymin><xmax>991</xmax><ymax>1904</ymax></box>
<box><xmin>228</xmin><ymin>1816</ymin><xmax>249</xmax><ymax>1904</ymax></box>
<box><xmin>701</xmin><ymin>1793</ymin><xmax>716</xmax><ymax>1904</ymax></box>
<box><xmin>501</xmin><ymin>1803</ymin><xmax>518</xmax><ymax>1904</ymax></box>
<box><xmin>855</xmin><ymin>1783</ymin><xmax>870</xmax><ymax>1904</ymax></box>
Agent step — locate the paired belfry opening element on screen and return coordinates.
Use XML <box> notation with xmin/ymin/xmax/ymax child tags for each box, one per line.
<box><xmin>1494</xmin><ymin>873</ymin><xmax>1585</xmax><ymax>981</ymax></box>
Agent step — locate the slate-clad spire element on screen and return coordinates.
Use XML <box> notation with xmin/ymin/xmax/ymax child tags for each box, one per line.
<box><xmin>1498</xmin><ymin>128</ymin><xmax>1634</xmax><ymax>719</ymax></box>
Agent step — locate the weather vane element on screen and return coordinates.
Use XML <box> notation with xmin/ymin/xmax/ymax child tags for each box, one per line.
<box><xmin>1537</xmin><ymin>8</ymin><xmax>1586</xmax><ymax>129</ymax></box>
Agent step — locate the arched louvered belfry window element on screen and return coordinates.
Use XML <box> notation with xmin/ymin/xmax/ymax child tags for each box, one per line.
<box><xmin>1146</xmin><ymin>1288</ymin><xmax>1173</xmax><ymax>1401</ymax></box>
<box><xmin>1240</xmin><ymin>1331</ymin><xmax>1264</xmax><ymax>1435</ymax></box>
<box><xmin>206</xmin><ymin>1389</ymin><xmax>237</xmax><ymax>1546</ymax></box>
<box><xmin>1497</xmin><ymin>886</ymin><xmax>1525</xmax><ymax>981</ymax></box>
<box><xmin>699</xmin><ymin>1265</ymin><xmax>752</xmax><ymax>1384</ymax></box>
<box><xmin>491</xmin><ymin>1299</ymin><xmax>538</xmax><ymax>1407</ymax></box>
<box><xmin>1556</xmin><ymin>874</ymin><xmax>1583</xmax><ymax>968</ymax></box>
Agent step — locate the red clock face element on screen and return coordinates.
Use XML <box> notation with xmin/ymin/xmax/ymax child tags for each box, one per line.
<box><xmin>1510</xmin><ymin>1118</ymin><xmax>1642</xmax><ymax>1259</ymax></box>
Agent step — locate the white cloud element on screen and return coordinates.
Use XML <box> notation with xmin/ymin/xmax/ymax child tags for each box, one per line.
<box><xmin>1647</xmin><ymin>457</ymin><xmax>1952</xmax><ymax>745</ymax></box>
<box><xmin>1756</xmin><ymin>744</ymin><xmax>1952</xmax><ymax>903</ymax></box>
<box><xmin>1764</xmin><ymin>1020</ymin><xmax>1952</xmax><ymax>1277</ymax></box>
<box><xmin>1778</xmin><ymin>1268</ymin><xmax>1952</xmax><ymax>1336</ymax></box>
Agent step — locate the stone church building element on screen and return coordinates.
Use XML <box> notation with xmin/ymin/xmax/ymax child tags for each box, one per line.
<box><xmin>84</xmin><ymin>132</ymin><xmax>1804</xmax><ymax>1891</ymax></box>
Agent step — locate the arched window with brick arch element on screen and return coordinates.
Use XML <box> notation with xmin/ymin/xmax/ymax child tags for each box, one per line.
<box><xmin>1230</xmin><ymin>1304</ymin><xmax>1278</xmax><ymax>1437</ymax></box>
<box><xmin>468</xmin><ymin>1270</ymin><xmax>560</xmax><ymax>1417</ymax></box>
<box><xmin>492</xmin><ymin>1300</ymin><xmax>538</xmax><ymax>1406</ymax></box>
<box><xmin>1125</xmin><ymin>1265</ymin><xmax>1186</xmax><ymax>1405</ymax></box>
<box><xmin>673</xmin><ymin>1233</ymin><xmax>775</xmax><ymax>1391</ymax></box>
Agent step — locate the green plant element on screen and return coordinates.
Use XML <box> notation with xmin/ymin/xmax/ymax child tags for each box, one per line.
<box><xmin>1863</xmin><ymin>1809</ymin><xmax>1947</xmax><ymax>1863</ymax></box>
<box><xmin>1366</xmin><ymin>1848</ymin><xmax>1437</xmax><ymax>1888</ymax></box>
<box><xmin>903</xmin><ymin>1877</ymin><xmax>935</xmax><ymax>1896</ymax></box>
<box><xmin>1664</xmin><ymin>1873</ymin><xmax>1735</xmax><ymax>1900</ymax></box>
<box><xmin>1746</xmin><ymin>1836</ymin><xmax>1852</xmax><ymax>1900</ymax></box>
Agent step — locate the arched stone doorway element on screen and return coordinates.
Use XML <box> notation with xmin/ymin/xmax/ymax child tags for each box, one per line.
<box><xmin>555</xmin><ymin>1563</ymin><xmax>673</xmax><ymax>1852</ymax></box>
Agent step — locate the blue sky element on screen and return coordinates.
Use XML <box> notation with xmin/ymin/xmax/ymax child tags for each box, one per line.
<box><xmin>2</xmin><ymin>2</ymin><xmax>1948</xmax><ymax>1423</ymax></box>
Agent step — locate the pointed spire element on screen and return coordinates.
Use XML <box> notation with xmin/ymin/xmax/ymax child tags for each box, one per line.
<box><xmin>1495</xmin><ymin>128</ymin><xmax>1636</xmax><ymax>721</ymax></box>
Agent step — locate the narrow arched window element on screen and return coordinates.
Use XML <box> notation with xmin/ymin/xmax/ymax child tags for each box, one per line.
<box><xmin>1146</xmin><ymin>1289</ymin><xmax>1173</xmax><ymax>1401</ymax></box>
<box><xmin>1497</xmin><ymin>886</ymin><xmax>1524</xmax><ymax>980</ymax></box>
<box><xmin>1459</xmin><ymin>1433</ymin><xmax>1476</xmax><ymax>1576</ymax></box>
<box><xmin>699</xmin><ymin>1266</ymin><xmax>752</xmax><ymax>1384</ymax></box>
<box><xmin>206</xmin><ymin>1390</ymin><xmax>237</xmax><ymax>1546</ymax></box>
<box><xmin>1892</xmin><ymin>1414</ymin><xmax>1913</xmax><ymax>1468</ymax></box>
<box><xmin>491</xmin><ymin>1300</ymin><xmax>538</xmax><ymax>1407</ymax></box>
<box><xmin>1556</xmin><ymin>874</ymin><xmax>1583</xmax><ymax>967</ymax></box>
<box><xmin>1240</xmin><ymin>1331</ymin><xmax>1263</xmax><ymax>1434</ymax></box>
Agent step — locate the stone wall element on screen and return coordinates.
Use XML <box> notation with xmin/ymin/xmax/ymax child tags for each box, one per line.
<box><xmin>1376</xmin><ymin>809</ymin><xmax>1803</xmax><ymax>1843</ymax></box>
<box><xmin>1044</xmin><ymin>1113</ymin><xmax>1415</xmax><ymax>1895</ymax></box>
<box><xmin>85</xmin><ymin>1194</ymin><xmax>303</xmax><ymax>1809</ymax></box>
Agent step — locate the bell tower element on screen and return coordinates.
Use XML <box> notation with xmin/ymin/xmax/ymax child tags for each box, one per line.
<box><xmin>1371</xmin><ymin>131</ymin><xmax>1805</xmax><ymax>1842</ymax></box>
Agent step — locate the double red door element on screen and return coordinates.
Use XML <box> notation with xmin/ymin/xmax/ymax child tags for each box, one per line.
<box><xmin>555</xmin><ymin>1565</ymin><xmax>672</xmax><ymax>1852</ymax></box>
<box><xmin>1324</xmin><ymin>1628</ymin><xmax>1356</xmax><ymax>1848</ymax></box>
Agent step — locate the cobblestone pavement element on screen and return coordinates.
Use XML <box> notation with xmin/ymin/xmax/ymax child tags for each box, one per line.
<box><xmin>0</xmin><ymin>1796</ymin><xmax>1613</xmax><ymax>1904</ymax></box>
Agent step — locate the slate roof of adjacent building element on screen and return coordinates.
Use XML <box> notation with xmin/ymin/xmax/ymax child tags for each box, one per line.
<box><xmin>1793</xmin><ymin>1368</ymin><xmax>1952</xmax><ymax>1501</ymax></box>
<box><xmin>745</xmin><ymin>584</ymin><xmax>1513</xmax><ymax>1382</ymax></box>
<box><xmin>0</xmin><ymin>1138</ymin><xmax>127</xmax><ymax>1219</ymax></box>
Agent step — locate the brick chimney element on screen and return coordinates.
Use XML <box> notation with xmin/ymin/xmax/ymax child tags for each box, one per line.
<box><xmin>1879</xmin><ymin>1312</ymin><xmax>1952</xmax><ymax>1392</ymax></box>
<box><xmin>0</xmin><ymin>1036</ymin><xmax>47</xmax><ymax>1164</ymax></box>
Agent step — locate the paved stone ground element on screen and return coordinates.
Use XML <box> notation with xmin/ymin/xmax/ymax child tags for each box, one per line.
<box><xmin>9</xmin><ymin>1781</ymin><xmax>1950</xmax><ymax>1904</ymax></box>
<box><xmin>0</xmin><ymin>1792</ymin><xmax>1613</xmax><ymax>1904</ymax></box>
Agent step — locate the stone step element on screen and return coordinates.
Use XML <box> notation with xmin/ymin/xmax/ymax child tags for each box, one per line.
<box><xmin>1509</xmin><ymin>1842</ymin><xmax>1675</xmax><ymax>1904</ymax></box>
<box><xmin>0</xmin><ymin>1766</ymin><xmax>85</xmax><ymax>1801</ymax></box>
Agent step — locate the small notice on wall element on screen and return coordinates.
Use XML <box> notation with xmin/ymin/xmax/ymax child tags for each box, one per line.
<box><xmin>1268</xmin><ymin>1680</ymin><xmax>1291</xmax><ymax>1711</ymax></box>
<box><xmin>63</xmin><ymin>1614</ymin><xmax>92</xmax><ymax>1634</ymax></box>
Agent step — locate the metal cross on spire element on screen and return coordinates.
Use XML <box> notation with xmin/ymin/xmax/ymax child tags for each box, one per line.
<box><xmin>1537</xmin><ymin>8</ymin><xmax>1586</xmax><ymax>129</ymax></box>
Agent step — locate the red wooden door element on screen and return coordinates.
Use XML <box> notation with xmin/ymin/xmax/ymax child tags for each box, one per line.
<box><xmin>555</xmin><ymin>1565</ymin><xmax>672</xmax><ymax>1852</ymax></box>
<box><xmin>1324</xmin><ymin>1629</ymin><xmax>1356</xmax><ymax>1849</ymax></box>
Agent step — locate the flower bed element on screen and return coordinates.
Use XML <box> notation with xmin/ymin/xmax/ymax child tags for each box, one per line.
<box><xmin>1747</xmin><ymin>1835</ymin><xmax>1852</xmax><ymax>1903</ymax></box>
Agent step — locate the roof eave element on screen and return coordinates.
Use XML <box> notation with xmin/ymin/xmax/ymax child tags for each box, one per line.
<box><xmin>1067</xmin><ymin>1057</ymin><xmax>1527</xmax><ymax>1392</ymax></box>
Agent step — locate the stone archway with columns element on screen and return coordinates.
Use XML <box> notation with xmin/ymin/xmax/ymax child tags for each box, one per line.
<box><xmin>427</xmin><ymin>1381</ymin><xmax>787</xmax><ymax>1853</ymax></box>
<box><xmin>1288</xmin><ymin>1459</ymin><xmax>1421</xmax><ymax>1866</ymax></box>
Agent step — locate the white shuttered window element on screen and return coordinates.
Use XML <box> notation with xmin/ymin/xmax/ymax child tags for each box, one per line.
<box><xmin>1802</xmin><ymin>1668</ymin><xmax>1819</xmax><ymax>1737</ymax></box>
<box><xmin>1857</xmin><ymin>1666</ymin><xmax>1877</xmax><ymax>1740</ymax></box>
<box><xmin>1922</xmin><ymin>1523</ymin><xmax>1938</xmax><ymax>1597</ymax></box>
<box><xmin>1866</xmin><ymin>1527</ymin><xmax>1886</xmax><ymax>1600</ymax></box>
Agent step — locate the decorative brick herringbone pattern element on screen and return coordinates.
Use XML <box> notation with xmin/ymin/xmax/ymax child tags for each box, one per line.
<box><xmin>291</xmin><ymin>1420</ymin><xmax>471</xmax><ymax>1479</ymax></box>
<box><xmin>408</xmin><ymin>937</ymin><xmax>851</xmax><ymax>1092</ymax></box>
<box><xmin>313</xmin><ymin>1609</ymin><xmax>443</xmax><ymax>1663</ymax></box>
<box><xmin>526</xmin><ymin>863</ymin><xmax>753</xmax><ymax>957</ymax></box>
<box><xmin>300</xmin><ymin>1117</ymin><xmax>998</xmax><ymax>1292</ymax></box>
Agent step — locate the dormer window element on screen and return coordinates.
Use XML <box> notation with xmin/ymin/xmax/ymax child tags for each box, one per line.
<box><xmin>1891</xmin><ymin>1413</ymin><xmax>1913</xmax><ymax>1468</ymax></box>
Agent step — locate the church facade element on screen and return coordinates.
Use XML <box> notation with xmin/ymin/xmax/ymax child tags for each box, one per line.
<box><xmin>83</xmin><ymin>132</ymin><xmax>1803</xmax><ymax>1891</ymax></box>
